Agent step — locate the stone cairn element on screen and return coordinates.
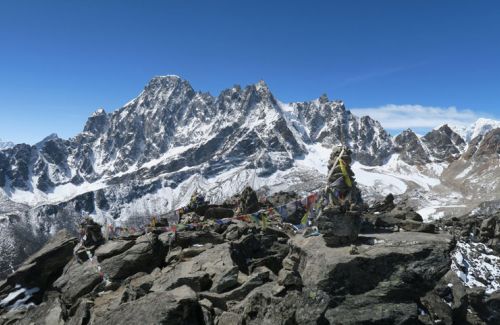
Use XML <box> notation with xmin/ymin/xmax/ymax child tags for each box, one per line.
<box><xmin>316</xmin><ymin>146</ymin><xmax>363</xmax><ymax>247</ymax></box>
<box><xmin>238</xmin><ymin>186</ymin><xmax>260</xmax><ymax>214</ymax></box>
<box><xmin>79</xmin><ymin>217</ymin><xmax>105</xmax><ymax>247</ymax></box>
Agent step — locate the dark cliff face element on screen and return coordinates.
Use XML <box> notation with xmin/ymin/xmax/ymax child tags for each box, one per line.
<box><xmin>394</xmin><ymin>129</ymin><xmax>430</xmax><ymax>165</ymax></box>
<box><xmin>476</xmin><ymin>128</ymin><xmax>500</xmax><ymax>156</ymax></box>
<box><xmin>422</xmin><ymin>125</ymin><xmax>465</xmax><ymax>162</ymax></box>
<box><xmin>352</xmin><ymin>116</ymin><xmax>393</xmax><ymax>165</ymax></box>
<box><xmin>393</xmin><ymin>125</ymin><xmax>467</xmax><ymax>165</ymax></box>
<box><xmin>463</xmin><ymin>128</ymin><xmax>500</xmax><ymax>161</ymax></box>
<box><xmin>2</xmin><ymin>144</ymin><xmax>36</xmax><ymax>191</ymax></box>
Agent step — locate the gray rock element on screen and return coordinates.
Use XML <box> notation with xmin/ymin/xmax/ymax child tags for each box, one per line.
<box><xmin>53</xmin><ymin>259</ymin><xmax>102</xmax><ymax>304</ymax></box>
<box><xmin>124</xmin><ymin>272</ymin><xmax>155</xmax><ymax>299</ymax></box>
<box><xmin>1</xmin><ymin>296</ymin><xmax>66</xmax><ymax>325</ymax></box>
<box><xmin>200</xmin><ymin>269</ymin><xmax>270</xmax><ymax>310</ymax></box>
<box><xmin>94</xmin><ymin>240</ymin><xmax>135</xmax><ymax>261</ymax></box>
<box><xmin>420</xmin><ymin>270</ymin><xmax>468</xmax><ymax>324</ymax></box>
<box><xmin>66</xmin><ymin>298</ymin><xmax>93</xmax><ymax>325</ymax></box>
<box><xmin>175</xmin><ymin>231</ymin><xmax>225</xmax><ymax>248</ymax></box>
<box><xmin>277</xmin><ymin>269</ymin><xmax>302</xmax><ymax>288</ymax></box>
<box><xmin>179</xmin><ymin>244</ymin><xmax>213</xmax><ymax>259</ymax></box>
<box><xmin>223</xmin><ymin>225</ymin><xmax>239</xmax><ymax>241</ymax></box>
<box><xmin>317</xmin><ymin>209</ymin><xmax>361</xmax><ymax>247</ymax></box>
<box><xmin>230</xmin><ymin>233</ymin><xmax>289</xmax><ymax>275</ymax></box>
<box><xmin>292</xmin><ymin>232</ymin><xmax>453</xmax><ymax>324</ymax></box>
<box><xmin>230</xmin><ymin>285</ymin><xmax>330</xmax><ymax>325</ymax></box>
<box><xmin>152</xmin><ymin>243</ymin><xmax>237</xmax><ymax>293</ymax></box>
<box><xmin>401</xmin><ymin>220</ymin><xmax>436</xmax><ymax>233</ymax></box>
<box><xmin>486</xmin><ymin>292</ymin><xmax>500</xmax><ymax>319</ymax></box>
<box><xmin>90</xmin><ymin>285</ymin><xmax>204</xmax><ymax>325</ymax></box>
<box><xmin>216</xmin><ymin>311</ymin><xmax>242</xmax><ymax>325</ymax></box>
<box><xmin>324</xmin><ymin>299</ymin><xmax>418</xmax><ymax>324</ymax></box>
<box><xmin>0</xmin><ymin>230</ymin><xmax>78</xmax><ymax>297</ymax></box>
<box><xmin>99</xmin><ymin>234</ymin><xmax>166</xmax><ymax>280</ymax></box>
<box><xmin>200</xmin><ymin>298</ymin><xmax>215</xmax><ymax>325</ymax></box>
<box><xmin>214</xmin><ymin>267</ymin><xmax>239</xmax><ymax>293</ymax></box>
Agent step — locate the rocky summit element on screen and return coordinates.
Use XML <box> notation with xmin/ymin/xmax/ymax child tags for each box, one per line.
<box><xmin>0</xmin><ymin>144</ymin><xmax>499</xmax><ymax>325</ymax></box>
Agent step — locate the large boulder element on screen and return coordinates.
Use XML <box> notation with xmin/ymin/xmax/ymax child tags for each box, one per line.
<box><xmin>151</xmin><ymin>243</ymin><xmax>239</xmax><ymax>293</ymax></box>
<box><xmin>53</xmin><ymin>259</ymin><xmax>103</xmax><ymax>304</ymax></box>
<box><xmin>317</xmin><ymin>207</ymin><xmax>361</xmax><ymax>247</ymax></box>
<box><xmin>227</xmin><ymin>284</ymin><xmax>330</xmax><ymax>325</ymax></box>
<box><xmin>369</xmin><ymin>193</ymin><xmax>396</xmax><ymax>213</ymax></box>
<box><xmin>230</xmin><ymin>232</ymin><xmax>289</xmax><ymax>275</ymax></box>
<box><xmin>100</xmin><ymin>233</ymin><xmax>166</xmax><ymax>280</ymax></box>
<box><xmin>199</xmin><ymin>268</ymin><xmax>270</xmax><ymax>310</ymax></box>
<box><xmin>0</xmin><ymin>295</ymin><xmax>66</xmax><ymax>325</ymax></box>
<box><xmin>292</xmin><ymin>231</ymin><xmax>453</xmax><ymax>324</ymax></box>
<box><xmin>324</xmin><ymin>296</ymin><xmax>418</xmax><ymax>324</ymax></box>
<box><xmin>386</xmin><ymin>205</ymin><xmax>424</xmax><ymax>222</ymax></box>
<box><xmin>90</xmin><ymin>285</ymin><xmax>204</xmax><ymax>325</ymax></box>
<box><xmin>174</xmin><ymin>231</ymin><xmax>225</xmax><ymax>248</ymax></box>
<box><xmin>94</xmin><ymin>239</ymin><xmax>135</xmax><ymax>261</ymax></box>
<box><xmin>0</xmin><ymin>230</ymin><xmax>78</xmax><ymax>299</ymax></box>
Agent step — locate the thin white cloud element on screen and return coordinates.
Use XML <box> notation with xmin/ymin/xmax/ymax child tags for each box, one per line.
<box><xmin>350</xmin><ymin>104</ymin><xmax>483</xmax><ymax>130</ymax></box>
<box><xmin>338</xmin><ymin>62</ymin><xmax>429</xmax><ymax>87</ymax></box>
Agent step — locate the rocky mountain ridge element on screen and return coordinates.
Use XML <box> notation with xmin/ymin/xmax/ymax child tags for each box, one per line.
<box><xmin>0</xmin><ymin>76</ymin><xmax>395</xmax><ymax>203</ymax></box>
<box><xmin>2</xmin><ymin>76</ymin><xmax>497</xmax><ymax>213</ymax></box>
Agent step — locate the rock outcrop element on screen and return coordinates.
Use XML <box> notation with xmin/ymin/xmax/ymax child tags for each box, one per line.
<box><xmin>0</xmin><ymin>230</ymin><xmax>78</xmax><ymax>300</ymax></box>
<box><xmin>0</xmin><ymin>186</ymin><xmax>499</xmax><ymax>324</ymax></box>
<box><xmin>0</xmin><ymin>202</ymin><xmax>498</xmax><ymax>324</ymax></box>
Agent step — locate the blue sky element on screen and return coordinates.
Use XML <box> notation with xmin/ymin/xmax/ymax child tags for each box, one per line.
<box><xmin>1</xmin><ymin>0</ymin><xmax>499</xmax><ymax>144</ymax></box>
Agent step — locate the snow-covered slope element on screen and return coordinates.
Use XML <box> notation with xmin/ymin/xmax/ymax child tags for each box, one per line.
<box><xmin>448</xmin><ymin>118</ymin><xmax>500</xmax><ymax>144</ymax></box>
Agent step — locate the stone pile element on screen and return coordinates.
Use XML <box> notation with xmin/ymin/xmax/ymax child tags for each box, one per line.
<box><xmin>316</xmin><ymin>146</ymin><xmax>363</xmax><ymax>247</ymax></box>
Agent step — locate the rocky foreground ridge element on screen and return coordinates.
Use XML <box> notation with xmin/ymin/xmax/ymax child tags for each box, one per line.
<box><xmin>0</xmin><ymin>186</ymin><xmax>499</xmax><ymax>324</ymax></box>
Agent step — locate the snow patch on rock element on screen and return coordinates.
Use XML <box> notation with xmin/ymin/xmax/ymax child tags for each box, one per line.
<box><xmin>451</xmin><ymin>241</ymin><xmax>500</xmax><ymax>294</ymax></box>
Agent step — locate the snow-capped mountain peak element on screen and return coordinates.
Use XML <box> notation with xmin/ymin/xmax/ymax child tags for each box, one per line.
<box><xmin>91</xmin><ymin>108</ymin><xmax>106</xmax><ymax>117</ymax></box>
<box><xmin>448</xmin><ymin>118</ymin><xmax>500</xmax><ymax>143</ymax></box>
<box><xmin>0</xmin><ymin>76</ymin><xmax>394</xmax><ymax>210</ymax></box>
<box><xmin>0</xmin><ymin>139</ymin><xmax>14</xmax><ymax>151</ymax></box>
